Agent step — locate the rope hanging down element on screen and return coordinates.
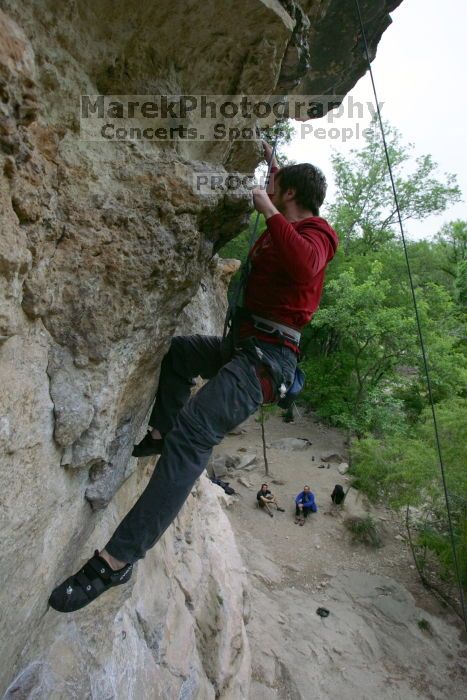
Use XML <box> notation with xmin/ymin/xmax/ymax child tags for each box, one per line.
<box><xmin>354</xmin><ymin>0</ymin><xmax>467</xmax><ymax>631</ymax></box>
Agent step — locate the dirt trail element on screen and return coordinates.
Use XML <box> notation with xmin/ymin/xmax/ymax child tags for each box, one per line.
<box><xmin>213</xmin><ymin>411</ymin><xmax>467</xmax><ymax>700</ymax></box>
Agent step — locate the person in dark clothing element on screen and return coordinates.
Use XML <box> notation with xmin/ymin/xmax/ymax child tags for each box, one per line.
<box><xmin>331</xmin><ymin>484</ymin><xmax>346</xmax><ymax>505</ymax></box>
<box><xmin>256</xmin><ymin>483</ymin><xmax>285</xmax><ymax>517</ymax></box>
<box><xmin>295</xmin><ymin>485</ymin><xmax>317</xmax><ymax>525</ymax></box>
<box><xmin>281</xmin><ymin>404</ymin><xmax>295</xmax><ymax>423</ymax></box>
<box><xmin>49</xmin><ymin>141</ymin><xmax>339</xmax><ymax>613</ymax></box>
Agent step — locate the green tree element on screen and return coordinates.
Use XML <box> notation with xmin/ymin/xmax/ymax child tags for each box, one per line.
<box><xmin>351</xmin><ymin>398</ymin><xmax>467</xmax><ymax>589</ymax></box>
<box><xmin>456</xmin><ymin>260</ymin><xmax>467</xmax><ymax>307</ymax></box>
<box><xmin>301</xmin><ymin>260</ymin><xmax>419</xmax><ymax>435</ymax></box>
<box><xmin>302</xmin><ymin>248</ymin><xmax>465</xmax><ymax>432</ymax></box>
<box><xmin>435</xmin><ymin>220</ymin><xmax>467</xmax><ymax>309</ymax></box>
<box><xmin>327</xmin><ymin>120</ymin><xmax>461</xmax><ymax>254</ymax></box>
<box><xmin>436</xmin><ymin>220</ymin><xmax>467</xmax><ymax>274</ymax></box>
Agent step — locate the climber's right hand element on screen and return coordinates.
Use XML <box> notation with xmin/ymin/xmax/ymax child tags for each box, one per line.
<box><xmin>262</xmin><ymin>139</ymin><xmax>274</xmax><ymax>164</ymax></box>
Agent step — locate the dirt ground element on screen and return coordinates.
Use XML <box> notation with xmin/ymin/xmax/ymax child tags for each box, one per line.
<box><xmin>212</xmin><ymin>409</ymin><xmax>467</xmax><ymax>700</ymax></box>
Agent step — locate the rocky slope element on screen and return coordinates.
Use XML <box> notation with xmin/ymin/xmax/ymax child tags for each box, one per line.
<box><xmin>220</xmin><ymin>413</ymin><xmax>467</xmax><ymax>699</ymax></box>
<box><xmin>0</xmin><ymin>1</ymin><xmax>402</xmax><ymax>695</ymax></box>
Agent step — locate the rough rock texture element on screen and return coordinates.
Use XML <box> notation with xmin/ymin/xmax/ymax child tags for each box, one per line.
<box><xmin>4</xmin><ymin>476</ymin><xmax>250</xmax><ymax>699</ymax></box>
<box><xmin>0</xmin><ymin>0</ymin><xmax>402</xmax><ymax>695</ymax></box>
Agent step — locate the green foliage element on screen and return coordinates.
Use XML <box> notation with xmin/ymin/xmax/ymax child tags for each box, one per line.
<box><xmin>417</xmin><ymin>618</ymin><xmax>432</xmax><ymax>632</ymax></box>
<box><xmin>435</xmin><ymin>220</ymin><xmax>467</xmax><ymax>273</ymax></box>
<box><xmin>345</xmin><ymin>515</ymin><xmax>382</xmax><ymax>548</ymax></box>
<box><xmin>255</xmin><ymin>404</ymin><xmax>278</xmax><ymax>423</ymax></box>
<box><xmin>456</xmin><ymin>260</ymin><xmax>467</xmax><ymax>307</ymax></box>
<box><xmin>300</xmin><ymin>253</ymin><xmax>466</xmax><ymax>434</ymax></box>
<box><xmin>217</xmin><ymin>212</ymin><xmax>267</xmax><ymax>302</ymax></box>
<box><xmin>326</xmin><ymin>120</ymin><xmax>461</xmax><ymax>254</ymax></box>
<box><xmin>351</xmin><ymin>399</ymin><xmax>467</xmax><ymax>587</ymax></box>
<box><xmin>299</xmin><ymin>119</ymin><xmax>465</xmax><ymax>436</ymax></box>
<box><xmin>218</xmin><ymin>212</ymin><xmax>266</xmax><ymax>263</ymax></box>
<box><xmin>418</xmin><ymin>526</ymin><xmax>467</xmax><ymax>587</ymax></box>
<box><xmin>350</xmin><ymin>432</ymin><xmax>436</xmax><ymax>507</ymax></box>
<box><xmin>351</xmin><ymin>399</ymin><xmax>467</xmax><ymax>505</ymax></box>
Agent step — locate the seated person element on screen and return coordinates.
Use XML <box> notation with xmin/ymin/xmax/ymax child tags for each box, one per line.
<box><xmin>295</xmin><ymin>485</ymin><xmax>317</xmax><ymax>525</ymax></box>
<box><xmin>331</xmin><ymin>484</ymin><xmax>346</xmax><ymax>505</ymax></box>
<box><xmin>256</xmin><ymin>483</ymin><xmax>285</xmax><ymax>518</ymax></box>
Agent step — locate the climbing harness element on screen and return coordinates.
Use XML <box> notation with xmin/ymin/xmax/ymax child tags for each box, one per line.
<box><xmin>354</xmin><ymin>0</ymin><xmax>467</xmax><ymax>632</ymax></box>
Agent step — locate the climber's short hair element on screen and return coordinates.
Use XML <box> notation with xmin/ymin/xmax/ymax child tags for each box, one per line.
<box><xmin>276</xmin><ymin>163</ymin><xmax>327</xmax><ymax>216</ymax></box>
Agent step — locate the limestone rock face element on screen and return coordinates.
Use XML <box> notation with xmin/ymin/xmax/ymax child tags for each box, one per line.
<box><xmin>0</xmin><ymin>0</ymin><xmax>401</xmax><ymax>695</ymax></box>
<box><xmin>4</xmin><ymin>476</ymin><xmax>251</xmax><ymax>699</ymax></box>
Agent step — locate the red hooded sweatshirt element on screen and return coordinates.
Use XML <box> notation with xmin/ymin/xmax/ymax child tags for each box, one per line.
<box><xmin>240</xmin><ymin>180</ymin><xmax>339</xmax><ymax>352</ymax></box>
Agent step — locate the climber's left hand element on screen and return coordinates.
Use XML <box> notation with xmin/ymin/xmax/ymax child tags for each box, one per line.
<box><xmin>252</xmin><ymin>187</ymin><xmax>278</xmax><ymax>219</ymax></box>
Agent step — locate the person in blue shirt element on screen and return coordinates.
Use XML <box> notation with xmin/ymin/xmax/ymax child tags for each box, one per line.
<box><xmin>295</xmin><ymin>485</ymin><xmax>317</xmax><ymax>525</ymax></box>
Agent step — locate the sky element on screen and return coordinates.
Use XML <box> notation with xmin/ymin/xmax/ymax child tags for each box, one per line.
<box><xmin>283</xmin><ymin>0</ymin><xmax>467</xmax><ymax>240</ymax></box>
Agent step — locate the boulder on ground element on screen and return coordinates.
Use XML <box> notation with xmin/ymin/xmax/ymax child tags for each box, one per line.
<box><xmin>321</xmin><ymin>452</ymin><xmax>346</xmax><ymax>463</ymax></box>
<box><xmin>207</xmin><ymin>453</ymin><xmax>234</xmax><ymax>477</ymax></box>
<box><xmin>270</xmin><ymin>438</ymin><xmax>311</xmax><ymax>451</ymax></box>
<box><xmin>343</xmin><ymin>487</ymin><xmax>371</xmax><ymax>519</ymax></box>
<box><xmin>231</xmin><ymin>452</ymin><xmax>257</xmax><ymax>470</ymax></box>
<box><xmin>207</xmin><ymin>451</ymin><xmax>256</xmax><ymax>476</ymax></box>
<box><xmin>338</xmin><ymin>462</ymin><xmax>349</xmax><ymax>474</ymax></box>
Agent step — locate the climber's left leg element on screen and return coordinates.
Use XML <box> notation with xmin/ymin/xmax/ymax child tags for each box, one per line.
<box><xmin>133</xmin><ymin>335</ymin><xmax>224</xmax><ymax>457</ymax></box>
<box><xmin>106</xmin><ymin>340</ymin><xmax>296</xmax><ymax>564</ymax></box>
<box><xmin>48</xmin><ymin>346</ymin><xmax>264</xmax><ymax>612</ymax></box>
<box><xmin>104</xmin><ymin>347</ymin><xmax>263</xmax><ymax>563</ymax></box>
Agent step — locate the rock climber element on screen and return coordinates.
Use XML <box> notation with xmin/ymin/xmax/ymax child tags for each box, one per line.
<box><xmin>256</xmin><ymin>483</ymin><xmax>285</xmax><ymax>517</ymax></box>
<box><xmin>49</xmin><ymin>139</ymin><xmax>339</xmax><ymax>612</ymax></box>
<box><xmin>294</xmin><ymin>485</ymin><xmax>317</xmax><ymax>525</ymax></box>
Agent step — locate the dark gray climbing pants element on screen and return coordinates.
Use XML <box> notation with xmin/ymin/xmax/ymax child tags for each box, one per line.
<box><xmin>105</xmin><ymin>334</ymin><xmax>297</xmax><ymax>563</ymax></box>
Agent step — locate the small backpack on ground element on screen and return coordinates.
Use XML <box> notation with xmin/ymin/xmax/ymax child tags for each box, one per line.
<box><xmin>210</xmin><ymin>476</ymin><xmax>236</xmax><ymax>496</ymax></box>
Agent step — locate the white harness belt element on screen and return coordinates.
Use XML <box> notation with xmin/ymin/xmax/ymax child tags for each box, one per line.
<box><xmin>251</xmin><ymin>314</ymin><xmax>301</xmax><ymax>345</ymax></box>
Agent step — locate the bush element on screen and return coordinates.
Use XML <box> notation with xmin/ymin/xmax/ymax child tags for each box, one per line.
<box><xmin>350</xmin><ymin>398</ymin><xmax>467</xmax><ymax>588</ymax></box>
<box><xmin>344</xmin><ymin>515</ymin><xmax>382</xmax><ymax>548</ymax></box>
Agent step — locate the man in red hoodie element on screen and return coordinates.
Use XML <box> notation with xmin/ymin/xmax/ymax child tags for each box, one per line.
<box><xmin>49</xmin><ymin>143</ymin><xmax>339</xmax><ymax>612</ymax></box>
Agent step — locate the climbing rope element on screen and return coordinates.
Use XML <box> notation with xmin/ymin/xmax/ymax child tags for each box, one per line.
<box><xmin>354</xmin><ymin>0</ymin><xmax>467</xmax><ymax>631</ymax></box>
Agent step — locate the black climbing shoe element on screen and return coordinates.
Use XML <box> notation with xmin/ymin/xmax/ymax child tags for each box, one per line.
<box><xmin>132</xmin><ymin>431</ymin><xmax>164</xmax><ymax>457</ymax></box>
<box><xmin>277</xmin><ymin>507</ymin><xmax>285</xmax><ymax>512</ymax></box>
<box><xmin>48</xmin><ymin>551</ymin><xmax>133</xmax><ymax>613</ymax></box>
